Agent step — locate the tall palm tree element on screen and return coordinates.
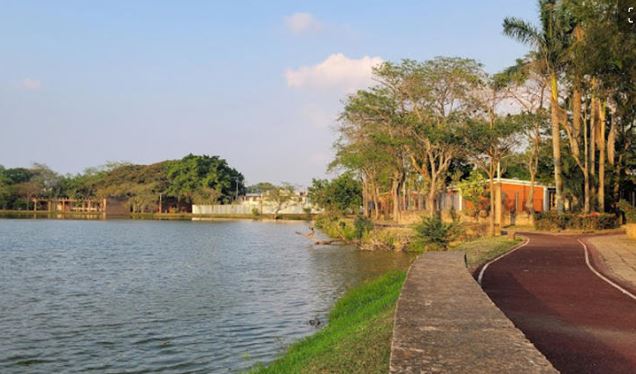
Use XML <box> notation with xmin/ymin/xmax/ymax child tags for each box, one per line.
<box><xmin>503</xmin><ymin>0</ymin><xmax>572</xmax><ymax>213</ymax></box>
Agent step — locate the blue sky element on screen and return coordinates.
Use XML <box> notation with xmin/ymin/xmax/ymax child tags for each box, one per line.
<box><xmin>0</xmin><ymin>1</ymin><xmax>537</xmax><ymax>186</ymax></box>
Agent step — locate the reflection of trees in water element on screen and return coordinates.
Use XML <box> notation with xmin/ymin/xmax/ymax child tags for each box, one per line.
<box><xmin>304</xmin><ymin>245</ymin><xmax>413</xmax><ymax>312</ymax></box>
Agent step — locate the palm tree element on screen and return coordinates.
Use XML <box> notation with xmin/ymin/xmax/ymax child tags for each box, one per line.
<box><xmin>503</xmin><ymin>0</ymin><xmax>572</xmax><ymax>213</ymax></box>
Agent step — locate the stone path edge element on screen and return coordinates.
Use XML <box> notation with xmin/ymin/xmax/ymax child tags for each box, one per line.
<box><xmin>389</xmin><ymin>251</ymin><xmax>556</xmax><ymax>373</ymax></box>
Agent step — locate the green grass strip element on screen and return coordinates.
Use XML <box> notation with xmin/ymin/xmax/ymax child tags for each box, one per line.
<box><xmin>249</xmin><ymin>270</ymin><xmax>406</xmax><ymax>374</ymax></box>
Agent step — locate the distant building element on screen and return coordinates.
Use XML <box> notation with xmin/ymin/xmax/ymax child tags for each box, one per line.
<box><xmin>31</xmin><ymin>197</ymin><xmax>129</xmax><ymax>217</ymax></box>
<box><xmin>193</xmin><ymin>190</ymin><xmax>321</xmax><ymax>216</ymax></box>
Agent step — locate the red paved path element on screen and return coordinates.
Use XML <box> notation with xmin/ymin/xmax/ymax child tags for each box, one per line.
<box><xmin>480</xmin><ymin>233</ymin><xmax>636</xmax><ymax>374</ymax></box>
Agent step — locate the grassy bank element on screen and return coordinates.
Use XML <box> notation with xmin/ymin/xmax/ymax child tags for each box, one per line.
<box><xmin>249</xmin><ymin>271</ymin><xmax>407</xmax><ymax>374</ymax></box>
<box><xmin>454</xmin><ymin>236</ymin><xmax>522</xmax><ymax>269</ymax></box>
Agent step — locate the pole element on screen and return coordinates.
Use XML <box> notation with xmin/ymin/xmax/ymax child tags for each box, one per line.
<box><xmin>235</xmin><ymin>178</ymin><xmax>239</xmax><ymax>202</ymax></box>
<box><xmin>496</xmin><ymin>161</ymin><xmax>502</xmax><ymax>234</ymax></box>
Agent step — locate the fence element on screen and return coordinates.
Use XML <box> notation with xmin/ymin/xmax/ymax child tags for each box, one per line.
<box><xmin>192</xmin><ymin>203</ymin><xmax>319</xmax><ymax>216</ymax></box>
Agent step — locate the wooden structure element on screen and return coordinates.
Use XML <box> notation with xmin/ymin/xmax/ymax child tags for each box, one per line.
<box><xmin>31</xmin><ymin>197</ymin><xmax>129</xmax><ymax>216</ymax></box>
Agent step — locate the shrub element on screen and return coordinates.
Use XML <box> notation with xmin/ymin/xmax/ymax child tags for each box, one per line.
<box><xmin>354</xmin><ymin>215</ymin><xmax>374</xmax><ymax>239</ymax></box>
<box><xmin>251</xmin><ymin>207</ymin><xmax>261</xmax><ymax>217</ymax></box>
<box><xmin>361</xmin><ymin>227</ymin><xmax>413</xmax><ymax>251</ymax></box>
<box><xmin>617</xmin><ymin>200</ymin><xmax>636</xmax><ymax>224</ymax></box>
<box><xmin>413</xmin><ymin>215</ymin><xmax>463</xmax><ymax>251</ymax></box>
<box><xmin>534</xmin><ymin>211</ymin><xmax>618</xmax><ymax>231</ymax></box>
<box><xmin>315</xmin><ymin>215</ymin><xmax>357</xmax><ymax>241</ymax></box>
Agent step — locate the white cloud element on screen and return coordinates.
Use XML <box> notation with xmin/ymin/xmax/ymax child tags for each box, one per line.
<box><xmin>20</xmin><ymin>78</ymin><xmax>42</xmax><ymax>91</ymax></box>
<box><xmin>285</xmin><ymin>53</ymin><xmax>383</xmax><ymax>92</ymax></box>
<box><xmin>284</xmin><ymin>12</ymin><xmax>322</xmax><ymax>34</ymax></box>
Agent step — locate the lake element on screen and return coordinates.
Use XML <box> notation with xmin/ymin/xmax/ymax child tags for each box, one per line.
<box><xmin>0</xmin><ymin>219</ymin><xmax>412</xmax><ymax>373</ymax></box>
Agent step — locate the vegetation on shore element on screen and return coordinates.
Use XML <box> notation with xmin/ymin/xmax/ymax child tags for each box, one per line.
<box><xmin>248</xmin><ymin>230</ymin><xmax>523</xmax><ymax>373</ymax></box>
<box><xmin>249</xmin><ymin>271</ymin><xmax>406</xmax><ymax>374</ymax></box>
<box><xmin>316</xmin><ymin>0</ymin><xmax>636</xmax><ymax>233</ymax></box>
<box><xmin>457</xmin><ymin>236</ymin><xmax>523</xmax><ymax>269</ymax></box>
<box><xmin>0</xmin><ymin>154</ymin><xmax>246</xmax><ymax>212</ymax></box>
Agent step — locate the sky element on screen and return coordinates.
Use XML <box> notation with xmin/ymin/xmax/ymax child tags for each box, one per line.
<box><xmin>0</xmin><ymin>0</ymin><xmax>537</xmax><ymax>186</ymax></box>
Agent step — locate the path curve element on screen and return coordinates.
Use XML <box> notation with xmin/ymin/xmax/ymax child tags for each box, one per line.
<box><xmin>481</xmin><ymin>232</ymin><xmax>636</xmax><ymax>373</ymax></box>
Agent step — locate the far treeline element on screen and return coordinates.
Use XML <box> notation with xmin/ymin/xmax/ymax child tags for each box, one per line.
<box><xmin>0</xmin><ymin>154</ymin><xmax>247</xmax><ymax>212</ymax></box>
<box><xmin>313</xmin><ymin>0</ymin><xmax>635</xmax><ymax>231</ymax></box>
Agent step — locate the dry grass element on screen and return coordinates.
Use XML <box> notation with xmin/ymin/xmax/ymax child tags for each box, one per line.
<box><xmin>626</xmin><ymin>224</ymin><xmax>636</xmax><ymax>240</ymax></box>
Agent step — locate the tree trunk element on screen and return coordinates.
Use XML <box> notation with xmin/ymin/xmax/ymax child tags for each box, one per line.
<box><xmin>528</xmin><ymin>168</ymin><xmax>536</xmax><ymax>215</ymax></box>
<box><xmin>614</xmin><ymin>159</ymin><xmax>622</xmax><ymax>211</ymax></box>
<box><xmin>391</xmin><ymin>176</ymin><xmax>401</xmax><ymax>222</ymax></box>
<box><xmin>590</xmin><ymin>97</ymin><xmax>597</xmax><ymax>211</ymax></box>
<box><xmin>427</xmin><ymin>175</ymin><xmax>437</xmax><ymax>217</ymax></box>
<box><xmin>571</xmin><ymin>86</ymin><xmax>590</xmax><ymax>212</ymax></box>
<box><xmin>550</xmin><ymin>74</ymin><xmax>564</xmax><ymax>213</ymax></box>
<box><xmin>608</xmin><ymin>110</ymin><xmax>618</xmax><ymax>207</ymax></box>
<box><xmin>373</xmin><ymin>185</ymin><xmax>380</xmax><ymax>220</ymax></box>
<box><xmin>583</xmin><ymin>103</ymin><xmax>590</xmax><ymax>213</ymax></box>
<box><xmin>526</xmin><ymin>126</ymin><xmax>540</xmax><ymax>215</ymax></box>
<box><xmin>488</xmin><ymin>161</ymin><xmax>495</xmax><ymax>237</ymax></box>
<box><xmin>598</xmin><ymin>99</ymin><xmax>606</xmax><ymax>212</ymax></box>
<box><xmin>361</xmin><ymin>179</ymin><xmax>369</xmax><ymax>218</ymax></box>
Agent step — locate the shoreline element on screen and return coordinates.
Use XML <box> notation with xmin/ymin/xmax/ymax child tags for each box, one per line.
<box><xmin>0</xmin><ymin>209</ymin><xmax>316</xmax><ymax>222</ymax></box>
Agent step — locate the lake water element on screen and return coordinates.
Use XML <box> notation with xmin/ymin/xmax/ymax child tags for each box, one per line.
<box><xmin>0</xmin><ymin>219</ymin><xmax>412</xmax><ymax>373</ymax></box>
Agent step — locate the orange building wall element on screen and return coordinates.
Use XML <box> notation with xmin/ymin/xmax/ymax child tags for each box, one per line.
<box><xmin>460</xmin><ymin>183</ymin><xmax>546</xmax><ymax>213</ymax></box>
<box><xmin>500</xmin><ymin>183</ymin><xmax>545</xmax><ymax>213</ymax></box>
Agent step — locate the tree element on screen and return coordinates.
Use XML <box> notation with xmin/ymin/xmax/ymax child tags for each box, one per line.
<box><xmin>246</xmin><ymin>182</ymin><xmax>276</xmax><ymax>194</ymax></box>
<box><xmin>262</xmin><ymin>183</ymin><xmax>296</xmax><ymax>218</ymax></box>
<box><xmin>0</xmin><ymin>166</ymin><xmax>10</xmax><ymax>209</ymax></box>
<box><xmin>192</xmin><ymin>187</ymin><xmax>222</xmax><ymax>205</ymax></box>
<box><xmin>503</xmin><ymin>0</ymin><xmax>572</xmax><ymax>213</ymax></box>
<box><xmin>166</xmin><ymin>154</ymin><xmax>245</xmax><ymax>205</ymax></box>
<box><xmin>466</xmin><ymin>115</ymin><xmax>524</xmax><ymax>236</ymax></box>
<box><xmin>30</xmin><ymin>163</ymin><xmax>63</xmax><ymax>198</ymax></box>
<box><xmin>456</xmin><ymin>170</ymin><xmax>487</xmax><ymax>220</ymax></box>
<box><xmin>373</xmin><ymin>57</ymin><xmax>484</xmax><ymax>216</ymax></box>
<box><xmin>308</xmin><ymin>173</ymin><xmax>362</xmax><ymax>216</ymax></box>
<box><xmin>494</xmin><ymin>57</ymin><xmax>550</xmax><ymax>214</ymax></box>
<box><xmin>339</xmin><ymin>87</ymin><xmax>409</xmax><ymax>221</ymax></box>
<box><xmin>332</xmin><ymin>114</ymin><xmax>395</xmax><ymax>220</ymax></box>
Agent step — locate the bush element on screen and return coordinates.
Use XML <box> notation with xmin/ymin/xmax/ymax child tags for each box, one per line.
<box><xmin>251</xmin><ymin>207</ymin><xmax>261</xmax><ymax>217</ymax></box>
<box><xmin>617</xmin><ymin>200</ymin><xmax>636</xmax><ymax>224</ymax></box>
<box><xmin>315</xmin><ymin>215</ymin><xmax>376</xmax><ymax>241</ymax></box>
<box><xmin>361</xmin><ymin>227</ymin><xmax>413</xmax><ymax>251</ymax></box>
<box><xmin>314</xmin><ymin>215</ymin><xmax>357</xmax><ymax>241</ymax></box>
<box><xmin>534</xmin><ymin>211</ymin><xmax>618</xmax><ymax>231</ymax></box>
<box><xmin>354</xmin><ymin>215</ymin><xmax>374</xmax><ymax>239</ymax></box>
<box><xmin>413</xmin><ymin>215</ymin><xmax>463</xmax><ymax>251</ymax></box>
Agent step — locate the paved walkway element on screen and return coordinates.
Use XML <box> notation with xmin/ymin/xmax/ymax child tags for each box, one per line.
<box><xmin>586</xmin><ymin>234</ymin><xmax>636</xmax><ymax>292</ymax></box>
<box><xmin>390</xmin><ymin>251</ymin><xmax>555</xmax><ymax>373</ymax></box>
<box><xmin>481</xmin><ymin>233</ymin><xmax>636</xmax><ymax>374</ymax></box>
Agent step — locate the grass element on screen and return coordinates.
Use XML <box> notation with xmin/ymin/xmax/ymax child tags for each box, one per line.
<box><xmin>248</xmin><ymin>271</ymin><xmax>407</xmax><ymax>374</ymax></box>
<box><xmin>453</xmin><ymin>235</ymin><xmax>522</xmax><ymax>269</ymax></box>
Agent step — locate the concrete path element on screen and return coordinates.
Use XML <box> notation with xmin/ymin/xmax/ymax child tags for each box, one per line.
<box><xmin>390</xmin><ymin>251</ymin><xmax>555</xmax><ymax>373</ymax></box>
<box><xmin>481</xmin><ymin>233</ymin><xmax>636</xmax><ymax>374</ymax></box>
<box><xmin>585</xmin><ymin>234</ymin><xmax>636</xmax><ymax>292</ymax></box>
